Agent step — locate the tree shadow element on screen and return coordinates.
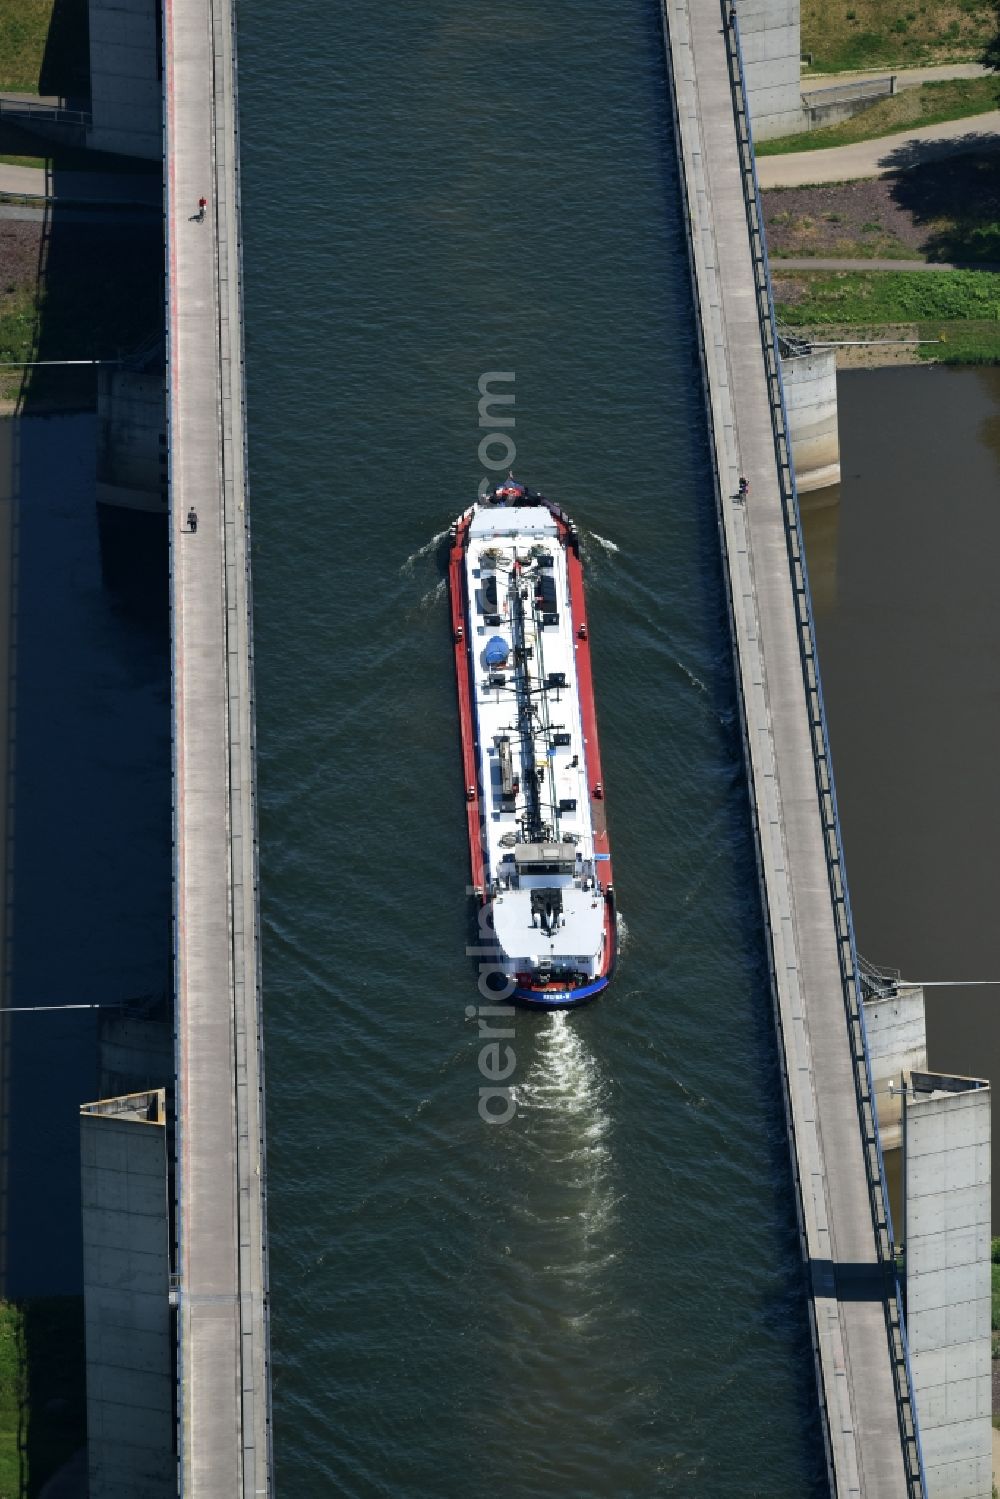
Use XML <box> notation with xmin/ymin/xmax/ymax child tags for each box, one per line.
<box><xmin>877</xmin><ymin>128</ymin><xmax>1000</xmax><ymax>175</ymax></box>
<box><xmin>886</xmin><ymin>153</ymin><xmax>1000</xmax><ymax>263</ymax></box>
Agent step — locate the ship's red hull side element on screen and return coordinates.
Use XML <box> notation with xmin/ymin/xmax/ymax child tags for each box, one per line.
<box><xmin>448</xmin><ymin>508</ymin><xmax>485</xmax><ymax>897</ymax></box>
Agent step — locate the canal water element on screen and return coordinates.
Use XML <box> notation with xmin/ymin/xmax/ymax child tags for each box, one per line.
<box><xmin>238</xmin><ymin>1</ymin><xmax>825</xmax><ymax>1494</ymax></box>
<box><xmin>802</xmin><ymin>366</ymin><xmax>1000</xmax><ymax>1217</ymax></box>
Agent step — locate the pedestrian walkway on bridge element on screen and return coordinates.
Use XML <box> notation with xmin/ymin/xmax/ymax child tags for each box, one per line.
<box><xmin>164</xmin><ymin>0</ymin><xmax>271</xmax><ymax>1493</ymax></box>
<box><xmin>660</xmin><ymin>1</ymin><xmax>925</xmax><ymax>1494</ymax></box>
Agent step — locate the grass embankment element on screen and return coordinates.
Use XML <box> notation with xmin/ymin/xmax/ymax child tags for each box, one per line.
<box><xmin>0</xmin><ymin>0</ymin><xmax>88</xmax><ymax>97</ymax></box>
<box><xmin>0</xmin><ymin>288</ymin><xmax>38</xmax><ymax>403</ymax></box>
<box><xmin>801</xmin><ymin>0</ymin><xmax>995</xmax><ymax>74</ymax></box>
<box><xmin>0</xmin><ymin>1298</ymin><xmax>86</xmax><ymax>1497</ymax></box>
<box><xmin>773</xmin><ymin>267</ymin><xmax>1000</xmax><ymax>361</ymax></box>
<box><xmin>0</xmin><ymin>1301</ymin><xmax>22</xmax><ymax>1497</ymax></box>
<box><xmin>758</xmin><ymin>76</ymin><xmax>1000</xmax><ymax>156</ymax></box>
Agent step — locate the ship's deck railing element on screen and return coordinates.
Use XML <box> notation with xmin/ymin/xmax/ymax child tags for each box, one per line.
<box><xmin>722</xmin><ymin>7</ymin><xmax>927</xmax><ymax>1494</ymax></box>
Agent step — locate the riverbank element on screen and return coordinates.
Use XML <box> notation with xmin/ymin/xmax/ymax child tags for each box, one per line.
<box><xmin>762</xmin><ymin>153</ymin><xmax>1000</xmax><ymax>365</ymax></box>
<box><xmin>773</xmin><ymin>267</ymin><xmax>1000</xmax><ymax>366</ymax></box>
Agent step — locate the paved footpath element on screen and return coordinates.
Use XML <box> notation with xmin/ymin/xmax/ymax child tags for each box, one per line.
<box><xmin>757</xmin><ymin>109</ymin><xmax>1000</xmax><ymax>187</ymax></box>
<box><xmin>663</xmin><ymin>1</ymin><xmax>913</xmax><ymax>1493</ymax></box>
<box><xmin>804</xmin><ymin>62</ymin><xmax>989</xmax><ymax>92</ymax></box>
<box><xmin>0</xmin><ymin>161</ymin><xmax>160</xmax><ymax>203</ymax></box>
<box><xmin>772</xmin><ymin>256</ymin><xmax>1000</xmax><ymax>272</ymax></box>
<box><xmin>164</xmin><ymin>0</ymin><xmax>271</xmax><ymax>1495</ymax></box>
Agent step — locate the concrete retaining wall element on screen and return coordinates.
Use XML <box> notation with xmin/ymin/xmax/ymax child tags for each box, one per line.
<box><xmin>801</xmin><ymin>76</ymin><xmax>896</xmax><ymax>130</ymax></box>
<box><xmin>738</xmin><ymin>0</ymin><xmax>805</xmax><ymax>141</ymax></box>
<box><xmin>81</xmin><ymin>1090</ymin><xmax>174</xmax><ymax>1499</ymax></box>
<box><xmin>904</xmin><ymin>1075</ymin><xmax>992</xmax><ymax>1499</ymax></box>
<box><xmin>781</xmin><ymin>346</ymin><xmax>840</xmax><ymax>491</ymax></box>
<box><xmin>88</xmin><ymin>0</ymin><xmax>162</xmax><ymax>160</ymax></box>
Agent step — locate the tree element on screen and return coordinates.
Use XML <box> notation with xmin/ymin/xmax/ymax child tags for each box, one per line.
<box><xmin>982</xmin><ymin>0</ymin><xmax>1000</xmax><ymax>74</ymax></box>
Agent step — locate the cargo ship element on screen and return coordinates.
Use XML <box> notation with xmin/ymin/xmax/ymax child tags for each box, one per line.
<box><xmin>448</xmin><ymin>479</ymin><xmax>616</xmax><ymax>1007</ymax></box>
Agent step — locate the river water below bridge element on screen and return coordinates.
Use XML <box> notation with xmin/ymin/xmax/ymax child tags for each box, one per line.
<box><xmin>802</xmin><ymin>365</ymin><xmax>1000</xmax><ymax>1219</ymax></box>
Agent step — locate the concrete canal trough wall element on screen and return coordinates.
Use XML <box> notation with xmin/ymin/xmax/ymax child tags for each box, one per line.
<box><xmin>904</xmin><ymin>1075</ymin><xmax>992</xmax><ymax>1499</ymax></box>
<box><xmin>88</xmin><ymin>0</ymin><xmax>162</xmax><ymax>159</ymax></box>
<box><xmin>80</xmin><ymin>1090</ymin><xmax>173</xmax><ymax>1499</ymax></box>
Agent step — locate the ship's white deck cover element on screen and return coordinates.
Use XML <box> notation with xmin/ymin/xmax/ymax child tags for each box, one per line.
<box><xmin>466</xmin><ymin>505</ymin><xmax>606</xmax><ymax>973</ymax></box>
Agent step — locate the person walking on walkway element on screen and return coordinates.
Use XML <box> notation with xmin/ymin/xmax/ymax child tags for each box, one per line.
<box><xmin>738</xmin><ymin>474</ymin><xmax>750</xmax><ymax>500</ymax></box>
<box><xmin>193</xmin><ymin>196</ymin><xmax>207</xmax><ymax>222</ymax></box>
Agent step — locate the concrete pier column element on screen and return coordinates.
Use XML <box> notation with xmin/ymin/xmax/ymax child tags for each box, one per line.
<box><xmin>863</xmin><ymin>982</ymin><xmax>928</xmax><ymax>1151</ymax></box>
<box><xmin>903</xmin><ymin>1073</ymin><xmax>992</xmax><ymax>1499</ymax></box>
<box><xmin>98</xmin><ymin>1012</ymin><xmax>173</xmax><ymax>1099</ymax></box>
<box><xmin>738</xmin><ymin>0</ymin><xmax>805</xmax><ymax>141</ymax></box>
<box><xmin>96</xmin><ymin>367</ymin><xmax>167</xmax><ymax>518</ymax></box>
<box><xmin>80</xmin><ymin>1089</ymin><xmax>174</xmax><ymax>1499</ymax></box>
<box><xmin>780</xmin><ymin>343</ymin><xmax>841</xmax><ymax>492</ymax></box>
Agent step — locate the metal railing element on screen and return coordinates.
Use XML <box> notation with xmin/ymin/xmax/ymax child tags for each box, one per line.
<box><xmin>0</xmin><ymin>98</ymin><xmax>90</xmax><ymax>127</ymax></box>
<box><xmin>859</xmin><ymin>954</ymin><xmax>904</xmax><ymax>1001</ymax></box>
<box><xmin>723</xmin><ymin>7</ymin><xmax>927</xmax><ymax>1493</ymax></box>
<box><xmin>801</xmin><ymin>76</ymin><xmax>896</xmax><ymax>109</ymax></box>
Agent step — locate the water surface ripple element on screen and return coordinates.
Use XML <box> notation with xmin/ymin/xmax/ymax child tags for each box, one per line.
<box><xmin>239</xmin><ymin>2</ymin><xmax>826</xmax><ymax>1493</ymax></box>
